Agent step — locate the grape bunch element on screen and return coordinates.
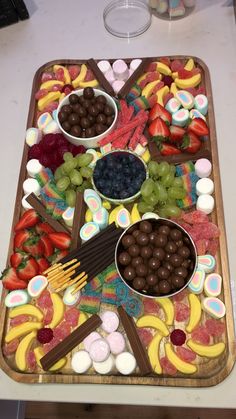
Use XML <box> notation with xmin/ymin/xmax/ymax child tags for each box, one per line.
<box><xmin>54</xmin><ymin>152</ymin><xmax>93</xmax><ymax>207</ymax></box>
<box><xmin>138</xmin><ymin>161</ymin><xmax>186</xmax><ymax>218</ymax></box>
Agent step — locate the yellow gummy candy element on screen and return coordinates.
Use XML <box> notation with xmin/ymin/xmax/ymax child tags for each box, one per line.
<box><xmin>80</xmin><ymin>79</ymin><xmax>99</xmax><ymax>88</ymax></box>
<box><xmin>72</xmin><ymin>64</ymin><xmax>87</xmax><ymax>88</ymax></box>
<box><xmin>40</xmin><ymin>80</ymin><xmax>64</xmax><ymax>90</ymax></box>
<box><xmin>38</xmin><ymin>92</ymin><xmax>61</xmax><ymax>111</ymax></box>
<box><xmin>85</xmin><ymin>208</ymin><xmax>93</xmax><ymax>222</ymax></box>
<box><xmin>53</xmin><ymin>65</ymin><xmax>71</xmax><ymax>84</ymax></box>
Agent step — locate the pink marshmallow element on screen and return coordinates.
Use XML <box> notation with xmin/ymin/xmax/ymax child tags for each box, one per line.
<box><xmin>112</xmin><ymin>80</ymin><xmax>125</xmax><ymax>94</ymax></box>
<box><xmin>101</xmin><ymin>310</ymin><xmax>119</xmax><ymax>333</ymax></box>
<box><xmin>89</xmin><ymin>338</ymin><xmax>110</xmax><ymax>362</ymax></box>
<box><xmin>83</xmin><ymin>331</ymin><xmax>101</xmax><ymax>352</ymax></box>
<box><xmin>106</xmin><ymin>332</ymin><xmax>126</xmax><ymax>355</ymax></box>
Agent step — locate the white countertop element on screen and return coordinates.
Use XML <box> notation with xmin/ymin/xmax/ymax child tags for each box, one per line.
<box><xmin>0</xmin><ymin>0</ymin><xmax>236</xmax><ymax>407</ymax></box>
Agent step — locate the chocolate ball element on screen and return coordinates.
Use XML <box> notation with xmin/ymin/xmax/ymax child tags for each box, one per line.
<box><xmin>159</xmin><ymin>280</ymin><xmax>171</xmax><ymax>295</ymax></box>
<box><xmin>132</xmin><ymin>230</ymin><xmax>141</xmax><ymax>239</ymax></box>
<box><xmin>62</xmin><ymin>121</ymin><xmax>71</xmax><ymax>132</ymax></box>
<box><xmin>181</xmin><ymin>258</ymin><xmax>191</xmax><ymax>269</ymax></box>
<box><xmin>148</xmin><ymin>257</ymin><xmax>160</xmax><ymax>270</ymax></box>
<box><xmin>123</xmin><ymin>266</ymin><xmax>136</xmax><ymax>281</ymax></box>
<box><xmin>87</xmin><ymin>114</ymin><xmax>96</xmax><ymax>125</ymax></box>
<box><xmin>149</xmin><ymin>232</ymin><xmax>157</xmax><ymax>245</ymax></box>
<box><xmin>83</xmin><ymin>87</ymin><xmax>94</xmax><ymax>99</ymax></box>
<box><xmin>95</xmin><ymin>123</ymin><xmax>106</xmax><ymax>135</ymax></box>
<box><xmin>61</xmin><ymin>104</ymin><xmax>73</xmax><ymax>114</ymax></box>
<box><xmin>96</xmin><ymin>95</ymin><xmax>107</xmax><ymax>104</ymax></box>
<box><xmin>165</xmin><ymin>241</ymin><xmax>177</xmax><ymax>254</ymax></box>
<box><xmin>128</xmin><ymin>225</ymin><xmax>136</xmax><ymax>234</ymax></box>
<box><xmin>95</xmin><ymin>102</ymin><xmax>104</xmax><ymax>113</ymax></box>
<box><xmin>118</xmin><ymin>251</ymin><xmax>131</xmax><ymax>266</ymax></box>
<box><xmin>89</xmin><ymin>105</ymin><xmax>99</xmax><ymax>117</ymax></box>
<box><xmin>78</xmin><ymin>107</ymin><xmax>87</xmax><ymax>117</ymax></box>
<box><xmin>69</xmin><ymin>94</ymin><xmax>79</xmax><ymax>105</ymax></box>
<box><xmin>104</xmin><ymin>105</ymin><xmax>114</xmax><ymax>116</ymax></box>
<box><xmin>106</xmin><ymin>115</ymin><xmax>114</xmax><ymax>126</ymax></box>
<box><xmin>58</xmin><ymin>110</ymin><xmax>67</xmax><ymax>123</ymax></box>
<box><xmin>133</xmin><ymin>277</ymin><xmax>146</xmax><ymax>291</ymax></box>
<box><xmin>158</xmin><ymin>225</ymin><xmax>170</xmax><ymax>235</ymax></box>
<box><xmin>128</xmin><ymin>244</ymin><xmax>140</xmax><ymax>257</ymax></box>
<box><xmin>178</xmin><ymin>246</ymin><xmax>190</xmax><ymax>258</ymax></box>
<box><xmin>163</xmin><ymin>261</ymin><xmax>174</xmax><ymax>273</ymax></box>
<box><xmin>154</xmin><ymin>234</ymin><xmax>167</xmax><ymax>248</ymax></box>
<box><xmin>72</xmin><ymin>103</ymin><xmax>81</xmax><ymax>113</ymax></box>
<box><xmin>136</xmin><ymin>233</ymin><xmax>149</xmax><ymax>246</ymax></box>
<box><xmin>68</xmin><ymin>113</ymin><xmax>80</xmax><ymax>126</ymax></box>
<box><xmin>80</xmin><ymin>117</ymin><xmax>90</xmax><ymax>129</ymax></box>
<box><xmin>171</xmin><ymin>275</ymin><xmax>185</xmax><ymax>289</ymax></box>
<box><xmin>96</xmin><ymin>114</ymin><xmax>107</xmax><ymax>125</ymax></box>
<box><xmin>139</xmin><ymin>221</ymin><xmax>152</xmax><ymax>234</ymax></box>
<box><xmin>174</xmin><ymin>266</ymin><xmax>188</xmax><ymax>278</ymax></box>
<box><xmin>153</xmin><ymin>283</ymin><xmax>160</xmax><ymax>294</ymax></box>
<box><xmin>136</xmin><ymin>264</ymin><xmax>148</xmax><ymax>277</ymax></box>
<box><xmin>157</xmin><ymin>267</ymin><xmax>170</xmax><ymax>280</ymax></box>
<box><xmin>146</xmin><ymin>273</ymin><xmax>158</xmax><ymax>286</ymax></box>
<box><xmin>153</xmin><ymin>247</ymin><xmax>165</xmax><ymax>261</ymax></box>
<box><xmin>78</xmin><ymin>96</ymin><xmax>86</xmax><ymax>105</ymax></box>
<box><xmin>83</xmin><ymin>99</ymin><xmax>91</xmax><ymax>109</ymax></box>
<box><xmin>176</xmin><ymin>239</ymin><xmax>184</xmax><ymax>248</ymax></box>
<box><xmin>140</xmin><ymin>246</ymin><xmax>153</xmax><ymax>259</ymax></box>
<box><xmin>170</xmin><ymin>228</ymin><xmax>182</xmax><ymax>241</ymax></box>
<box><xmin>131</xmin><ymin>256</ymin><xmax>143</xmax><ymax>268</ymax></box>
<box><xmin>85</xmin><ymin>127</ymin><xmax>96</xmax><ymax>137</ymax></box>
<box><xmin>70</xmin><ymin>125</ymin><xmax>82</xmax><ymax>137</ymax></box>
<box><xmin>169</xmin><ymin>254</ymin><xmax>183</xmax><ymax>267</ymax></box>
<box><xmin>183</xmin><ymin>236</ymin><xmax>191</xmax><ymax>245</ymax></box>
<box><xmin>122</xmin><ymin>234</ymin><xmax>135</xmax><ymax>248</ymax></box>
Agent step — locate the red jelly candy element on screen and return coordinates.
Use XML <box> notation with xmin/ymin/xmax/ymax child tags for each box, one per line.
<box><xmin>182</xmin><ymin>210</ymin><xmax>209</xmax><ymax>225</ymax></box>
<box><xmin>37</xmin><ymin>327</ymin><xmax>54</xmax><ymax>344</ymax></box>
<box><xmin>192</xmin><ymin>325</ymin><xmax>210</xmax><ymax>345</ymax></box>
<box><xmin>44</xmin><ymin>337</ymin><xmax>60</xmax><ymax>353</ymax></box>
<box><xmin>170</xmin><ymin>59</ymin><xmax>184</xmax><ymax>72</ymax></box>
<box><xmin>43</xmin><ymin>307</ymin><xmax>54</xmax><ymax>326</ymax></box>
<box><xmin>207</xmin><ymin>238</ymin><xmax>219</xmax><ymax>257</ymax></box>
<box><xmin>64</xmin><ymin>308</ymin><xmax>79</xmax><ymax>327</ymax></box>
<box><xmin>205</xmin><ymin>319</ymin><xmax>225</xmax><ymax>337</ymax></box>
<box><xmin>26</xmin><ymin>351</ymin><xmax>36</xmax><ymax>371</ymax></box>
<box><xmin>62</xmin><ymin>84</ymin><xmax>73</xmax><ymax>95</ymax></box>
<box><xmin>172</xmin><ymin>288</ymin><xmax>188</xmax><ymax>303</ymax></box>
<box><xmin>84</xmin><ymin>69</ymin><xmax>95</xmax><ymax>82</ymax></box>
<box><xmin>137</xmin><ymin>328</ymin><xmax>153</xmax><ymax>347</ymax></box>
<box><xmin>55</xmin><ymin>68</ymin><xmax>65</xmax><ymax>82</ymax></box>
<box><xmin>176</xmin><ymin>346</ymin><xmax>196</xmax><ymax>362</ymax></box>
<box><xmin>35</xmin><ymin>89</ymin><xmax>48</xmax><ymax>100</ymax></box>
<box><xmin>10</xmin><ymin>314</ymin><xmax>30</xmax><ymax>326</ymax></box>
<box><xmin>160</xmin><ymin>57</ymin><xmax>171</xmax><ymax>67</ymax></box>
<box><xmin>163</xmin><ymin>92</ymin><xmax>174</xmax><ymax>107</ymax></box>
<box><xmin>175</xmin><ymin>302</ymin><xmax>190</xmax><ymax>322</ymax></box>
<box><xmin>201</xmin><ymin>223</ymin><xmax>220</xmax><ymax>240</ymax></box>
<box><xmin>37</xmin><ymin>290</ymin><xmax>52</xmax><ymax>309</ymax></box>
<box><xmin>195</xmin><ymin>239</ymin><xmax>208</xmax><ymax>256</ymax></box>
<box><xmin>170</xmin><ymin>329</ymin><xmax>186</xmax><ymax>346</ymax></box>
<box><xmin>51</xmin><ymin>84</ymin><xmax>63</xmax><ymax>92</ymax></box>
<box><xmin>143</xmin><ymin>298</ymin><xmax>160</xmax><ymax>315</ymax></box>
<box><xmin>28</xmin><ymin>144</ymin><xmax>42</xmax><ymax>160</ymax></box>
<box><xmin>162</xmin><ymin>75</ymin><xmax>174</xmax><ymax>87</ymax></box>
<box><xmin>44</xmin><ymin>101</ymin><xmax>58</xmax><ymax>113</ymax></box>
<box><xmin>54</xmin><ymin>321</ymin><xmax>71</xmax><ymax>340</ymax></box>
<box><xmin>3</xmin><ymin>338</ymin><xmax>19</xmax><ymax>356</ymax></box>
<box><xmin>41</xmin><ymin>72</ymin><xmax>54</xmax><ymax>82</ymax></box>
<box><xmin>68</xmin><ymin>65</ymin><xmax>81</xmax><ymax>80</ymax></box>
<box><xmin>160</xmin><ymin>356</ymin><xmax>177</xmax><ymax>375</ymax></box>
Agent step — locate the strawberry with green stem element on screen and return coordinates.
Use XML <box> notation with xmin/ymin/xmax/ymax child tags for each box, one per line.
<box><xmin>1</xmin><ymin>267</ymin><xmax>27</xmax><ymax>290</ymax></box>
<box><xmin>17</xmin><ymin>258</ymin><xmax>39</xmax><ymax>281</ymax></box>
<box><xmin>14</xmin><ymin>209</ymin><xmax>39</xmax><ymax>232</ymax></box>
<box><xmin>181</xmin><ymin>132</ymin><xmax>201</xmax><ymax>154</ymax></box>
<box><xmin>149</xmin><ymin>117</ymin><xmax>170</xmax><ymax>142</ymax></box>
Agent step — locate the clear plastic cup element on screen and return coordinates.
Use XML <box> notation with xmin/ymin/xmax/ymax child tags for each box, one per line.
<box><xmin>149</xmin><ymin>0</ymin><xmax>196</xmax><ymax>20</ymax></box>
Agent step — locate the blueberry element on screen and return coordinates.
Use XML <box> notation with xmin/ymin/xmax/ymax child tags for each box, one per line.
<box><xmin>120</xmin><ymin>190</ymin><xmax>129</xmax><ymax>199</ymax></box>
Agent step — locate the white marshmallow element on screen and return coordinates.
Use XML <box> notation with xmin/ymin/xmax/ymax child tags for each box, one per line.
<box><xmin>112</xmin><ymin>60</ymin><xmax>129</xmax><ymax>81</ymax></box>
<box><xmin>22</xmin><ymin>194</ymin><xmax>33</xmax><ymax>210</ymax></box>
<box><xmin>195</xmin><ymin>158</ymin><xmax>212</xmax><ymax>178</ymax></box>
<box><xmin>97</xmin><ymin>60</ymin><xmax>111</xmax><ymax>74</ymax></box>
<box><xmin>130</xmin><ymin>59</ymin><xmax>142</xmax><ymax>72</ymax></box>
<box><xmin>71</xmin><ymin>351</ymin><xmax>92</xmax><ymax>373</ymax></box>
<box><xmin>105</xmin><ymin>70</ymin><xmax>116</xmax><ymax>84</ymax></box>
<box><xmin>196</xmin><ymin>194</ymin><xmax>215</xmax><ymax>215</ymax></box>
<box><xmin>26</xmin><ymin>159</ymin><xmax>43</xmax><ymax>178</ymax></box>
<box><xmin>23</xmin><ymin>178</ymin><xmax>41</xmax><ymax>196</ymax></box>
<box><xmin>196</xmin><ymin>178</ymin><xmax>214</xmax><ymax>196</ymax></box>
<box><xmin>93</xmin><ymin>354</ymin><xmax>114</xmax><ymax>375</ymax></box>
<box><xmin>115</xmin><ymin>352</ymin><xmax>137</xmax><ymax>375</ymax></box>
<box><xmin>112</xmin><ymin>80</ymin><xmax>125</xmax><ymax>94</ymax></box>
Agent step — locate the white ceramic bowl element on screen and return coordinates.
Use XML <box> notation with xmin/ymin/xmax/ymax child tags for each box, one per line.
<box><xmin>56</xmin><ymin>88</ymin><xmax>118</xmax><ymax>149</ymax></box>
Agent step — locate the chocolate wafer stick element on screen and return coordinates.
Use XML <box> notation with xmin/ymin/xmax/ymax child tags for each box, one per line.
<box><xmin>70</xmin><ymin>191</ymin><xmax>86</xmax><ymax>250</ymax></box>
<box><xmin>118</xmin><ymin>57</ymin><xmax>152</xmax><ymax>99</ymax></box>
<box><xmin>118</xmin><ymin>306</ymin><xmax>152</xmax><ymax>376</ymax></box>
<box><xmin>26</xmin><ymin>193</ymin><xmax>70</xmax><ymax>234</ymax></box>
<box><xmin>87</xmin><ymin>58</ymin><xmax>115</xmax><ymax>96</ymax></box>
<box><xmin>40</xmin><ymin>314</ymin><xmax>102</xmax><ymax>370</ymax></box>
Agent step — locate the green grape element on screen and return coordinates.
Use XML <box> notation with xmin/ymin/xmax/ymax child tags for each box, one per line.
<box><xmin>158</xmin><ymin>161</ymin><xmax>170</xmax><ymax>177</ymax></box>
<box><xmin>148</xmin><ymin>161</ymin><xmax>159</xmax><ymax>178</ymax></box>
<box><xmin>63</xmin><ymin>152</ymin><xmax>74</xmax><ymax>162</ymax></box>
<box><xmin>56</xmin><ymin>176</ymin><xmax>70</xmax><ymax>192</ymax></box>
<box><xmin>169</xmin><ymin>187</ymin><xmax>186</xmax><ymax>200</ymax></box>
<box><xmin>137</xmin><ymin>201</ymin><xmax>154</xmax><ymax>214</ymax></box>
<box><xmin>165</xmin><ymin>204</ymin><xmax>182</xmax><ymax>218</ymax></box>
<box><xmin>143</xmin><ymin>194</ymin><xmax>159</xmax><ymax>206</ymax></box>
<box><xmin>172</xmin><ymin>177</ymin><xmax>183</xmax><ymax>188</ymax></box>
<box><xmin>82</xmin><ymin>180</ymin><xmax>92</xmax><ymax>190</ymax></box>
<box><xmin>161</xmin><ymin>173</ymin><xmax>175</xmax><ymax>187</ymax></box>
<box><xmin>54</xmin><ymin>166</ymin><xmax>64</xmax><ymax>182</ymax></box>
<box><xmin>65</xmin><ymin>189</ymin><xmax>76</xmax><ymax>207</ymax></box>
<box><xmin>166</xmin><ymin>197</ymin><xmax>176</xmax><ymax>206</ymax></box>
<box><xmin>169</xmin><ymin>164</ymin><xmax>176</xmax><ymax>176</ymax></box>
<box><xmin>158</xmin><ymin>206</ymin><xmax>168</xmax><ymax>218</ymax></box>
<box><xmin>76</xmin><ymin>153</ymin><xmax>93</xmax><ymax>167</ymax></box>
<box><xmin>155</xmin><ymin>182</ymin><xmax>168</xmax><ymax>202</ymax></box>
<box><xmin>80</xmin><ymin>166</ymin><xmax>93</xmax><ymax>179</ymax></box>
<box><xmin>62</xmin><ymin>159</ymin><xmax>77</xmax><ymax>174</ymax></box>
<box><xmin>141</xmin><ymin>179</ymin><xmax>155</xmax><ymax>198</ymax></box>
<box><xmin>69</xmin><ymin>169</ymin><xmax>83</xmax><ymax>186</ymax></box>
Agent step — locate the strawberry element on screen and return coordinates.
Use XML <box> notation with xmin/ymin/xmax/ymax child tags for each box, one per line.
<box><xmin>39</xmin><ymin>235</ymin><xmax>54</xmax><ymax>257</ymax></box>
<box><xmin>17</xmin><ymin>258</ymin><xmax>39</xmax><ymax>281</ymax></box>
<box><xmin>148</xmin><ymin>117</ymin><xmax>170</xmax><ymax>141</ymax></box>
<box><xmin>169</xmin><ymin>125</ymin><xmax>186</xmax><ymax>143</ymax></box>
<box><xmin>181</xmin><ymin>132</ymin><xmax>201</xmax><ymax>154</ymax></box>
<box><xmin>37</xmin><ymin>257</ymin><xmax>50</xmax><ymax>274</ymax></box>
<box><xmin>149</xmin><ymin>104</ymin><xmax>172</xmax><ymax>125</ymax></box>
<box><xmin>49</xmin><ymin>249</ymin><xmax>69</xmax><ymax>263</ymax></box>
<box><xmin>14</xmin><ymin>230</ymin><xmax>31</xmax><ymax>250</ymax></box>
<box><xmin>187</xmin><ymin>118</ymin><xmax>209</xmax><ymax>136</ymax></box>
<box><xmin>14</xmin><ymin>209</ymin><xmax>39</xmax><ymax>232</ymax></box>
<box><xmin>10</xmin><ymin>250</ymin><xmax>28</xmax><ymax>269</ymax></box>
<box><xmin>36</xmin><ymin>222</ymin><xmax>55</xmax><ymax>235</ymax></box>
<box><xmin>48</xmin><ymin>232</ymin><xmax>71</xmax><ymax>250</ymax></box>
<box><xmin>23</xmin><ymin>236</ymin><xmax>44</xmax><ymax>257</ymax></box>
<box><xmin>1</xmin><ymin>267</ymin><xmax>27</xmax><ymax>290</ymax></box>
<box><xmin>159</xmin><ymin>143</ymin><xmax>181</xmax><ymax>156</ymax></box>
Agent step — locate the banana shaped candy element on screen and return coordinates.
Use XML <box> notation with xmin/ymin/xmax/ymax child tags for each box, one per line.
<box><xmin>165</xmin><ymin>343</ymin><xmax>197</xmax><ymax>374</ymax></box>
<box><xmin>136</xmin><ymin>315</ymin><xmax>169</xmax><ymax>336</ymax></box>
<box><xmin>186</xmin><ymin>294</ymin><xmax>202</xmax><ymax>333</ymax></box>
<box><xmin>48</xmin><ymin>293</ymin><xmax>65</xmax><ymax>329</ymax></box>
<box><xmin>157</xmin><ymin>298</ymin><xmax>174</xmax><ymax>326</ymax></box>
<box><xmin>9</xmin><ymin>304</ymin><xmax>44</xmax><ymax>322</ymax></box>
<box><xmin>148</xmin><ymin>333</ymin><xmax>163</xmax><ymax>374</ymax></box>
<box><xmin>187</xmin><ymin>339</ymin><xmax>225</xmax><ymax>358</ymax></box>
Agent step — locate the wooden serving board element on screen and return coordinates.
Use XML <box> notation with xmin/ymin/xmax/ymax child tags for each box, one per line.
<box><xmin>0</xmin><ymin>56</ymin><xmax>235</xmax><ymax>386</ymax></box>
